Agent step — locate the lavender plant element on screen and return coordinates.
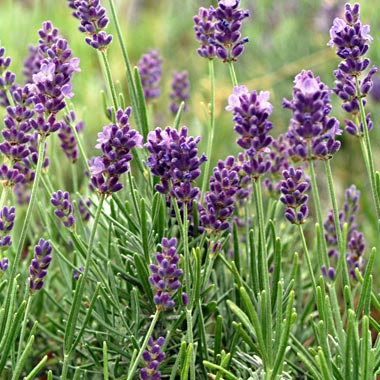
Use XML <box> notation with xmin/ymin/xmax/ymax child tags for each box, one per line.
<box><xmin>1</xmin><ymin>1</ymin><xmax>380</xmax><ymax>380</ymax></box>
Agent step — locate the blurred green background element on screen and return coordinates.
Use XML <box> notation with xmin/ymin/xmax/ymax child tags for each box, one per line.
<box><xmin>1</xmin><ymin>0</ymin><xmax>380</xmax><ymax>219</ymax></box>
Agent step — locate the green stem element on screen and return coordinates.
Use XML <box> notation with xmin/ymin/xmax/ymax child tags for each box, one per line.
<box><xmin>297</xmin><ymin>225</ymin><xmax>317</xmax><ymax>296</ymax></box>
<box><xmin>107</xmin><ymin>0</ymin><xmax>141</xmax><ymax>129</ymax></box>
<box><xmin>61</xmin><ymin>193</ymin><xmax>106</xmax><ymax>379</ymax></box>
<box><xmin>355</xmin><ymin>76</ymin><xmax>380</xmax><ymax>221</ymax></box>
<box><xmin>201</xmin><ymin>59</ymin><xmax>216</xmax><ymax>202</ymax></box>
<box><xmin>7</xmin><ymin>135</ymin><xmax>47</xmax><ymax>287</ymax></box>
<box><xmin>228</xmin><ymin>61</ymin><xmax>238</xmax><ymax>87</ymax></box>
<box><xmin>0</xmin><ymin>186</ymin><xmax>9</xmax><ymax>210</ymax></box>
<box><xmin>16</xmin><ymin>295</ymin><xmax>33</xmax><ymax>363</ymax></box>
<box><xmin>253</xmin><ymin>178</ymin><xmax>272</xmax><ymax>365</ymax></box>
<box><xmin>307</xmin><ymin>156</ymin><xmax>329</xmax><ymax>271</ymax></box>
<box><xmin>126</xmin><ymin>310</ymin><xmax>160</xmax><ymax>380</ymax></box>
<box><xmin>100</xmin><ymin>51</ymin><xmax>119</xmax><ymax>110</ymax></box>
<box><xmin>324</xmin><ymin>160</ymin><xmax>351</xmax><ymax>307</ymax></box>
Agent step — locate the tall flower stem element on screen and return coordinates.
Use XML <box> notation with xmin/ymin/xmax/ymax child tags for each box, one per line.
<box><xmin>16</xmin><ymin>295</ymin><xmax>33</xmax><ymax>363</ymax></box>
<box><xmin>228</xmin><ymin>61</ymin><xmax>238</xmax><ymax>87</ymax></box>
<box><xmin>201</xmin><ymin>60</ymin><xmax>216</xmax><ymax>202</ymax></box>
<box><xmin>125</xmin><ymin>309</ymin><xmax>160</xmax><ymax>380</ymax></box>
<box><xmin>307</xmin><ymin>154</ymin><xmax>329</xmax><ymax>271</ymax></box>
<box><xmin>0</xmin><ymin>185</ymin><xmax>10</xmax><ymax>210</ymax></box>
<box><xmin>107</xmin><ymin>0</ymin><xmax>142</xmax><ymax>131</ymax></box>
<box><xmin>61</xmin><ymin>193</ymin><xmax>106</xmax><ymax>380</ymax></box>
<box><xmin>324</xmin><ymin>160</ymin><xmax>352</xmax><ymax>306</ymax></box>
<box><xmin>99</xmin><ymin>51</ymin><xmax>119</xmax><ymax>110</ymax></box>
<box><xmin>297</xmin><ymin>225</ymin><xmax>317</xmax><ymax>295</ymax></box>
<box><xmin>253</xmin><ymin>178</ymin><xmax>273</xmax><ymax>365</ymax></box>
<box><xmin>355</xmin><ymin>76</ymin><xmax>380</xmax><ymax>222</ymax></box>
<box><xmin>2</xmin><ymin>135</ymin><xmax>47</xmax><ymax>318</ymax></box>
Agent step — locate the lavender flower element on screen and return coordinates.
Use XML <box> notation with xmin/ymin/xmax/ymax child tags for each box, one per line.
<box><xmin>327</xmin><ymin>3</ymin><xmax>376</xmax><ymax>135</ymax></box>
<box><xmin>90</xmin><ymin>107</ymin><xmax>143</xmax><ymax>195</ymax></box>
<box><xmin>262</xmin><ymin>134</ymin><xmax>290</xmax><ymax>196</ymax></box>
<box><xmin>0</xmin><ymin>206</ymin><xmax>16</xmax><ymax>250</ymax></box>
<box><xmin>212</xmin><ymin>0</ymin><xmax>250</xmax><ymax>61</ymax></box>
<box><xmin>283</xmin><ymin>70</ymin><xmax>341</xmax><ymax>161</ymax></box>
<box><xmin>58</xmin><ymin>111</ymin><xmax>84</xmax><ymax>163</ymax></box>
<box><xmin>226</xmin><ymin>85</ymin><xmax>274</xmax><ymax>179</ymax></box>
<box><xmin>29</xmin><ymin>238</ymin><xmax>53</xmax><ymax>293</ymax></box>
<box><xmin>51</xmin><ymin>190</ymin><xmax>76</xmax><ymax>228</ymax></box>
<box><xmin>29</xmin><ymin>22</ymin><xmax>81</xmax><ymax>125</ymax></box>
<box><xmin>0</xmin><ymin>47</ymin><xmax>16</xmax><ymax>107</ymax></box>
<box><xmin>69</xmin><ymin>0</ymin><xmax>113</xmax><ymax>50</ymax></box>
<box><xmin>193</xmin><ymin>7</ymin><xmax>217</xmax><ymax>59</ymax></box>
<box><xmin>0</xmin><ymin>258</ymin><xmax>8</xmax><ymax>274</ymax></box>
<box><xmin>200</xmin><ymin>156</ymin><xmax>240</xmax><ymax>232</ymax></box>
<box><xmin>169</xmin><ymin>71</ymin><xmax>190</xmax><ymax>115</ymax></box>
<box><xmin>347</xmin><ymin>230</ymin><xmax>366</xmax><ymax>280</ymax></box>
<box><xmin>227</xmin><ymin>85</ymin><xmax>273</xmax><ymax>152</ymax></box>
<box><xmin>280</xmin><ymin>167</ymin><xmax>309</xmax><ymax>224</ymax></box>
<box><xmin>73</xmin><ymin>266</ymin><xmax>84</xmax><ymax>280</ymax></box>
<box><xmin>78</xmin><ymin>197</ymin><xmax>91</xmax><ymax>222</ymax></box>
<box><xmin>140</xmin><ymin>336</ymin><xmax>165</xmax><ymax>380</ymax></box>
<box><xmin>146</xmin><ymin>126</ymin><xmax>206</xmax><ymax>207</ymax></box>
<box><xmin>138</xmin><ymin>49</ymin><xmax>163</xmax><ymax>102</ymax></box>
<box><xmin>149</xmin><ymin>237</ymin><xmax>183</xmax><ymax>311</ymax></box>
<box><xmin>194</xmin><ymin>1</ymin><xmax>250</xmax><ymax>62</ymax></box>
<box><xmin>323</xmin><ymin>184</ymin><xmax>365</xmax><ymax>280</ymax></box>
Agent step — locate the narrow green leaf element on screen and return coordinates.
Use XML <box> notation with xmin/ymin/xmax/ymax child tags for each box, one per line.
<box><xmin>202</xmin><ymin>361</ymin><xmax>240</xmax><ymax>380</ymax></box>
<box><xmin>169</xmin><ymin>342</ymin><xmax>185</xmax><ymax>380</ymax></box>
<box><xmin>24</xmin><ymin>355</ymin><xmax>48</xmax><ymax>380</ymax></box>
<box><xmin>271</xmin><ymin>237</ymin><xmax>282</xmax><ymax>310</ymax></box>
<box><xmin>0</xmin><ymin>300</ymin><xmax>26</xmax><ymax>373</ymax></box>
<box><xmin>103</xmin><ymin>341</ymin><xmax>109</xmax><ymax>380</ymax></box>
<box><xmin>173</xmin><ymin>101</ymin><xmax>185</xmax><ymax>130</ymax></box>
<box><xmin>180</xmin><ymin>343</ymin><xmax>192</xmax><ymax>380</ymax></box>
<box><xmin>140</xmin><ymin>198</ymin><xmax>150</xmax><ymax>263</ymax></box>
<box><xmin>11</xmin><ymin>333</ymin><xmax>36</xmax><ymax>380</ymax></box>
<box><xmin>272</xmin><ymin>290</ymin><xmax>296</xmax><ymax>379</ymax></box>
<box><xmin>356</xmin><ymin>247</ymin><xmax>376</xmax><ymax>318</ymax></box>
<box><xmin>232</xmin><ymin>321</ymin><xmax>256</xmax><ymax>352</ymax></box>
<box><xmin>134</xmin><ymin>253</ymin><xmax>154</xmax><ymax>306</ymax></box>
<box><xmin>215</xmin><ymin>315</ymin><xmax>223</xmax><ymax>357</ymax></box>
<box><xmin>70</xmin><ymin>283</ymin><xmax>101</xmax><ymax>353</ymax></box>
<box><xmin>133</xmin><ymin>66</ymin><xmax>149</xmax><ymax>141</ymax></box>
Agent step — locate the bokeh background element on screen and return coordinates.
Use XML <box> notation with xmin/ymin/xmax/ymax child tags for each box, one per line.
<box><xmin>1</xmin><ymin>0</ymin><xmax>380</xmax><ymax>225</ymax></box>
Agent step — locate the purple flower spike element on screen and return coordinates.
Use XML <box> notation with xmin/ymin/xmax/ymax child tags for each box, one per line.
<box><xmin>0</xmin><ymin>257</ymin><xmax>9</xmax><ymax>274</ymax></box>
<box><xmin>27</xmin><ymin>21</ymin><xmax>81</xmax><ymax>121</ymax></box>
<box><xmin>347</xmin><ymin>230</ymin><xmax>366</xmax><ymax>280</ymax></box>
<box><xmin>212</xmin><ymin>0</ymin><xmax>250</xmax><ymax>62</ymax></box>
<box><xmin>90</xmin><ymin>107</ymin><xmax>143</xmax><ymax>195</ymax></box>
<box><xmin>58</xmin><ymin>111</ymin><xmax>84</xmax><ymax>163</ymax></box>
<box><xmin>327</xmin><ymin>3</ymin><xmax>376</xmax><ymax>135</ymax></box>
<box><xmin>169</xmin><ymin>71</ymin><xmax>190</xmax><ymax>115</ymax></box>
<box><xmin>0</xmin><ymin>206</ymin><xmax>16</xmax><ymax>250</ymax></box>
<box><xmin>0</xmin><ymin>47</ymin><xmax>16</xmax><ymax>107</ymax></box>
<box><xmin>149</xmin><ymin>237</ymin><xmax>183</xmax><ymax>311</ymax></box>
<box><xmin>72</xmin><ymin>265</ymin><xmax>84</xmax><ymax>280</ymax></box>
<box><xmin>146</xmin><ymin>126</ymin><xmax>206</xmax><ymax>204</ymax></box>
<box><xmin>227</xmin><ymin>85</ymin><xmax>273</xmax><ymax>152</ymax></box>
<box><xmin>283</xmin><ymin>70</ymin><xmax>341</xmax><ymax>161</ymax></box>
<box><xmin>29</xmin><ymin>238</ymin><xmax>53</xmax><ymax>294</ymax></box>
<box><xmin>194</xmin><ymin>0</ymin><xmax>250</xmax><ymax>62</ymax></box>
<box><xmin>69</xmin><ymin>0</ymin><xmax>113</xmax><ymax>51</ymax></box>
<box><xmin>140</xmin><ymin>336</ymin><xmax>165</xmax><ymax>380</ymax></box>
<box><xmin>193</xmin><ymin>7</ymin><xmax>217</xmax><ymax>59</ymax></box>
<box><xmin>280</xmin><ymin>167</ymin><xmax>309</xmax><ymax>225</ymax></box>
<box><xmin>138</xmin><ymin>49</ymin><xmax>163</xmax><ymax>102</ymax></box>
<box><xmin>51</xmin><ymin>190</ymin><xmax>76</xmax><ymax>228</ymax></box>
<box><xmin>200</xmin><ymin>156</ymin><xmax>240</xmax><ymax>232</ymax></box>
